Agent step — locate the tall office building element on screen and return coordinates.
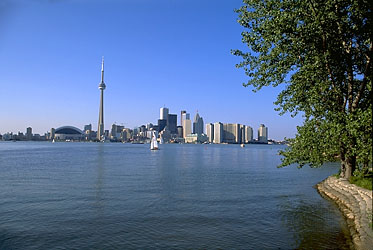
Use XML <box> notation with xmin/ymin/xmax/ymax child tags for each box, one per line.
<box><xmin>245</xmin><ymin>126</ymin><xmax>253</xmax><ymax>143</ymax></box>
<box><xmin>177</xmin><ymin>126</ymin><xmax>183</xmax><ymax>138</ymax></box>
<box><xmin>180</xmin><ymin>110</ymin><xmax>186</xmax><ymax>126</ymax></box>
<box><xmin>110</xmin><ymin>124</ymin><xmax>124</xmax><ymax>140</ymax></box>
<box><xmin>193</xmin><ymin>112</ymin><xmax>204</xmax><ymax>135</ymax></box>
<box><xmin>97</xmin><ymin>57</ymin><xmax>106</xmax><ymax>140</ymax></box>
<box><xmin>206</xmin><ymin>123</ymin><xmax>214</xmax><ymax>143</ymax></box>
<box><xmin>213</xmin><ymin>122</ymin><xmax>223</xmax><ymax>143</ymax></box>
<box><xmin>181</xmin><ymin>112</ymin><xmax>190</xmax><ymax>125</ymax></box>
<box><xmin>26</xmin><ymin>127</ymin><xmax>32</xmax><ymax>140</ymax></box>
<box><xmin>160</xmin><ymin>107</ymin><xmax>169</xmax><ymax>120</ymax></box>
<box><xmin>240</xmin><ymin>125</ymin><xmax>246</xmax><ymax>144</ymax></box>
<box><xmin>50</xmin><ymin>128</ymin><xmax>55</xmax><ymax>140</ymax></box>
<box><xmin>258</xmin><ymin>124</ymin><xmax>268</xmax><ymax>143</ymax></box>
<box><xmin>167</xmin><ymin>114</ymin><xmax>177</xmax><ymax>134</ymax></box>
<box><xmin>183</xmin><ymin>119</ymin><xmax>192</xmax><ymax>138</ymax></box>
<box><xmin>158</xmin><ymin>119</ymin><xmax>167</xmax><ymax>132</ymax></box>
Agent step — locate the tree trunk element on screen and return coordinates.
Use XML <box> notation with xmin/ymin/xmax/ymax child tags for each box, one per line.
<box><xmin>342</xmin><ymin>156</ymin><xmax>356</xmax><ymax>179</ymax></box>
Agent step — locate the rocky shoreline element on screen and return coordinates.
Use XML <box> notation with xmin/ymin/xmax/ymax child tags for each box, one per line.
<box><xmin>316</xmin><ymin>176</ymin><xmax>373</xmax><ymax>250</ymax></box>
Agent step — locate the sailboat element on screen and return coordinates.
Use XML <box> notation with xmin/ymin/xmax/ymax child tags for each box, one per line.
<box><xmin>150</xmin><ymin>131</ymin><xmax>159</xmax><ymax>150</ymax></box>
<box><xmin>160</xmin><ymin>136</ymin><xmax>164</xmax><ymax>144</ymax></box>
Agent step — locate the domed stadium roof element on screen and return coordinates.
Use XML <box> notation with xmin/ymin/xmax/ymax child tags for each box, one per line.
<box><xmin>55</xmin><ymin>126</ymin><xmax>83</xmax><ymax>135</ymax></box>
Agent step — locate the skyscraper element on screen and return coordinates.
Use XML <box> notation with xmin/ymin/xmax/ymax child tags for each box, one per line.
<box><xmin>160</xmin><ymin>107</ymin><xmax>169</xmax><ymax>120</ymax></box>
<box><xmin>183</xmin><ymin>119</ymin><xmax>192</xmax><ymax>138</ymax></box>
<box><xmin>193</xmin><ymin>112</ymin><xmax>204</xmax><ymax>135</ymax></box>
<box><xmin>180</xmin><ymin>110</ymin><xmax>186</xmax><ymax>126</ymax></box>
<box><xmin>222</xmin><ymin>123</ymin><xmax>241</xmax><ymax>143</ymax></box>
<box><xmin>97</xmin><ymin>57</ymin><xmax>106</xmax><ymax>141</ymax></box>
<box><xmin>245</xmin><ymin>126</ymin><xmax>253</xmax><ymax>143</ymax></box>
<box><xmin>181</xmin><ymin>112</ymin><xmax>190</xmax><ymax>125</ymax></box>
<box><xmin>26</xmin><ymin>127</ymin><xmax>32</xmax><ymax>140</ymax></box>
<box><xmin>206</xmin><ymin>123</ymin><xmax>214</xmax><ymax>143</ymax></box>
<box><xmin>240</xmin><ymin>125</ymin><xmax>246</xmax><ymax>144</ymax></box>
<box><xmin>167</xmin><ymin>114</ymin><xmax>177</xmax><ymax>134</ymax></box>
<box><xmin>213</xmin><ymin>122</ymin><xmax>223</xmax><ymax>143</ymax></box>
<box><xmin>258</xmin><ymin>124</ymin><xmax>268</xmax><ymax>143</ymax></box>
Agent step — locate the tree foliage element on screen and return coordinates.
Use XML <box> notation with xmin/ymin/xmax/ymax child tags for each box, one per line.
<box><xmin>233</xmin><ymin>0</ymin><xmax>372</xmax><ymax>178</ymax></box>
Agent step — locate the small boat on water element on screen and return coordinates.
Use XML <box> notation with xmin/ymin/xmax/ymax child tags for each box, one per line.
<box><xmin>240</xmin><ymin>144</ymin><xmax>245</xmax><ymax>148</ymax></box>
<box><xmin>150</xmin><ymin>131</ymin><xmax>159</xmax><ymax>150</ymax></box>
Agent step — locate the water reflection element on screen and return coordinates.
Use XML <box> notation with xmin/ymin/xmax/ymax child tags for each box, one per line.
<box><xmin>94</xmin><ymin>144</ymin><xmax>105</xmax><ymax>214</ymax></box>
<box><xmin>279</xmin><ymin>196</ymin><xmax>352</xmax><ymax>249</ymax></box>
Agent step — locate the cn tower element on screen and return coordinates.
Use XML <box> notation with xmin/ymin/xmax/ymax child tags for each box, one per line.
<box><xmin>97</xmin><ymin>57</ymin><xmax>106</xmax><ymax>141</ymax></box>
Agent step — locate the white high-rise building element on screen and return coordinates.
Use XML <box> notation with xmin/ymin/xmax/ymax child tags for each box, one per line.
<box><xmin>206</xmin><ymin>123</ymin><xmax>214</xmax><ymax>143</ymax></box>
<box><xmin>183</xmin><ymin>119</ymin><xmax>192</xmax><ymax>138</ymax></box>
<box><xmin>245</xmin><ymin>126</ymin><xmax>253</xmax><ymax>143</ymax></box>
<box><xmin>223</xmin><ymin>123</ymin><xmax>241</xmax><ymax>143</ymax></box>
<box><xmin>181</xmin><ymin>112</ymin><xmax>190</xmax><ymax>125</ymax></box>
<box><xmin>213</xmin><ymin>122</ymin><xmax>223</xmax><ymax>144</ymax></box>
<box><xmin>258</xmin><ymin>124</ymin><xmax>268</xmax><ymax>143</ymax></box>
<box><xmin>160</xmin><ymin>107</ymin><xmax>169</xmax><ymax>120</ymax></box>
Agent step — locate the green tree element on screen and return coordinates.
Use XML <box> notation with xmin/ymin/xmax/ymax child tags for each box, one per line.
<box><xmin>233</xmin><ymin>0</ymin><xmax>372</xmax><ymax>179</ymax></box>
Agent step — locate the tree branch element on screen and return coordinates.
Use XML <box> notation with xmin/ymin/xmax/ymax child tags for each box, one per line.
<box><xmin>351</xmin><ymin>41</ymin><xmax>372</xmax><ymax>111</ymax></box>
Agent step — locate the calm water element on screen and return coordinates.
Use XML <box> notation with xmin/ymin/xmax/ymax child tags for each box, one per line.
<box><xmin>0</xmin><ymin>142</ymin><xmax>351</xmax><ymax>249</ymax></box>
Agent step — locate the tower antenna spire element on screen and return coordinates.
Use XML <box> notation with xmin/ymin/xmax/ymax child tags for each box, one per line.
<box><xmin>98</xmin><ymin>57</ymin><xmax>106</xmax><ymax>141</ymax></box>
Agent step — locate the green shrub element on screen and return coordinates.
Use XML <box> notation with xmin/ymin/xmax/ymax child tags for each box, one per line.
<box><xmin>349</xmin><ymin>176</ymin><xmax>372</xmax><ymax>190</ymax></box>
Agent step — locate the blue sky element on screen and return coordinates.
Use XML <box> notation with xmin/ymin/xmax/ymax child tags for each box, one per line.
<box><xmin>0</xmin><ymin>0</ymin><xmax>303</xmax><ymax>140</ymax></box>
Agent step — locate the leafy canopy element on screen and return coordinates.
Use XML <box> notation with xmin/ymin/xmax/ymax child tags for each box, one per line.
<box><xmin>233</xmin><ymin>0</ymin><xmax>372</xmax><ymax>173</ymax></box>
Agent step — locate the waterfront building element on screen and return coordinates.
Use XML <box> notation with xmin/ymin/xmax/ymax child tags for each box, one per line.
<box><xmin>160</xmin><ymin>126</ymin><xmax>171</xmax><ymax>142</ymax></box>
<box><xmin>97</xmin><ymin>57</ymin><xmax>106</xmax><ymax>141</ymax></box>
<box><xmin>240</xmin><ymin>125</ymin><xmax>246</xmax><ymax>144</ymax></box>
<box><xmin>110</xmin><ymin>124</ymin><xmax>125</xmax><ymax>140</ymax></box>
<box><xmin>213</xmin><ymin>122</ymin><xmax>223</xmax><ymax>143</ymax></box>
<box><xmin>245</xmin><ymin>126</ymin><xmax>253</xmax><ymax>143</ymax></box>
<box><xmin>146</xmin><ymin>123</ymin><xmax>153</xmax><ymax>130</ymax></box>
<box><xmin>160</xmin><ymin>107</ymin><xmax>169</xmax><ymax>120</ymax></box>
<box><xmin>183</xmin><ymin>119</ymin><xmax>192</xmax><ymax>138</ymax></box>
<box><xmin>54</xmin><ymin>126</ymin><xmax>83</xmax><ymax>141</ymax></box>
<box><xmin>167</xmin><ymin>114</ymin><xmax>177</xmax><ymax>134</ymax></box>
<box><xmin>206</xmin><ymin>123</ymin><xmax>214</xmax><ymax>143</ymax></box>
<box><xmin>158</xmin><ymin>119</ymin><xmax>167</xmax><ymax>132</ymax></box>
<box><xmin>193</xmin><ymin>112</ymin><xmax>204</xmax><ymax>135</ymax></box>
<box><xmin>26</xmin><ymin>127</ymin><xmax>32</xmax><ymax>140</ymax></box>
<box><xmin>181</xmin><ymin>112</ymin><xmax>190</xmax><ymax>127</ymax></box>
<box><xmin>121</xmin><ymin>128</ymin><xmax>132</xmax><ymax>141</ymax></box>
<box><xmin>84</xmin><ymin>124</ymin><xmax>92</xmax><ymax>131</ymax></box>
<box><xmin>177</xmin><ymin>126</ymin><xmax>183</xmax><ymax>138</ymax></box>
<box><xmin>223</xmin><ymin>123</ymin><xmax>241</xmax><ymax>144</ymax></box>
<box><xmin>180</xmin><ymin>110</ymin><xmax>186</xmax><ymax>126</ymax></box>
<box><xmin>258</xmin><ymin>124</ymin><xmax>268</xmax><ymax>143</ymax></box>
<box><xmin>50</xmin><ymin>128</ymin><xmax>55</xmax><ymax>140</ymax></box>
<box><xmin>185</xmin><ymin>133</ymin><xmax>208</xmax><ymax>144</ymax></box>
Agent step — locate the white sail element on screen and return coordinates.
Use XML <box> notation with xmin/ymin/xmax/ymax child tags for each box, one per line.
<box><xmin>150</xmin><ymin>131</ymin><xmax>158</xmax><ymax>150</ymax></box>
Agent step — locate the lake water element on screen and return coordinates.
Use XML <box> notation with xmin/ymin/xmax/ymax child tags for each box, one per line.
<box><xmin>0</xmin><ymin>142</ymin><xmax>351</xmax><ymax>249</ymax></box>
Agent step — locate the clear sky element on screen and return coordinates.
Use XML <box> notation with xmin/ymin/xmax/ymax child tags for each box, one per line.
<box><xmin>0</xmin><ymin>0</ymin><xmax>303</xmax><ymax>140</ymax></box>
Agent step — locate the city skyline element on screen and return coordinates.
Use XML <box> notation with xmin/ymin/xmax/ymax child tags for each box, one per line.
<box><xmin>0</xmin><ymin>0</ymin><xmax>303</xmax><ymax>140</ymax></box>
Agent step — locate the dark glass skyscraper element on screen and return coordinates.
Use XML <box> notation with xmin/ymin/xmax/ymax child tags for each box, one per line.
<box><xmin>167</xmin><ymin>114</ymin><xmax>177</xmax><ymax>134</ymax></box>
